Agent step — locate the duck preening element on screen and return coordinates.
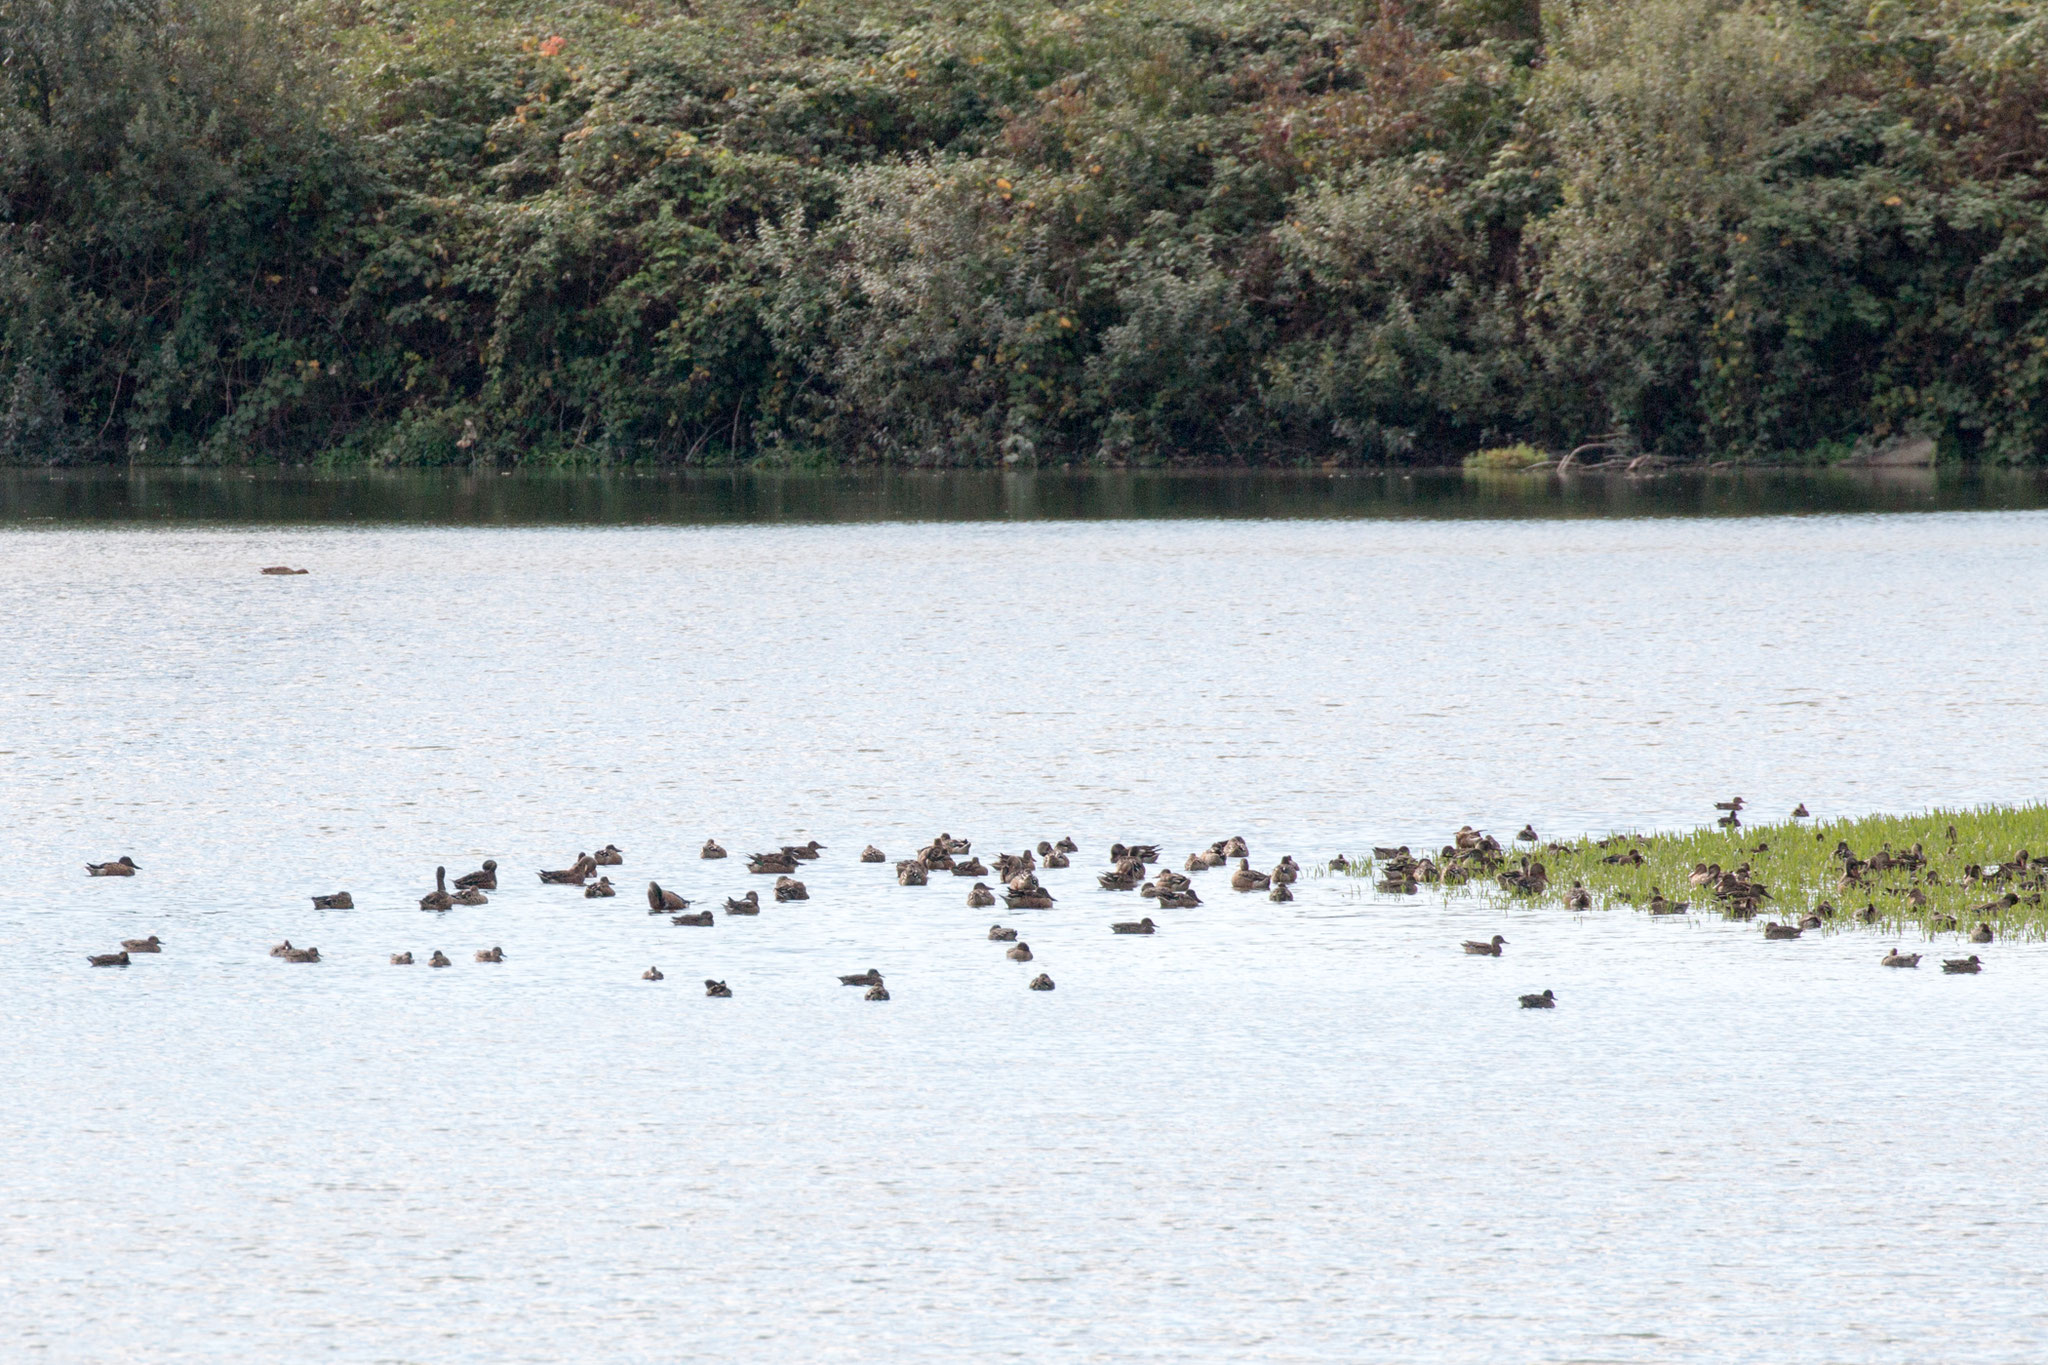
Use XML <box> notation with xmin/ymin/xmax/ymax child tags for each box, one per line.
<box><xmin>120</xmin><ymin>936</ymin><xmax>163</xmax><ymax>953</ymax></box>
<box><xmin>1111</xmin><ymin>917</ymin><xmax>1157</xmax><ymax>935</ymax></box>
<box><xmin>1881</xmin><ymin>949</ymin><xmax>1921</xmax><ymax>968</ymax></box>
<box><xmin>1462</xmin><ymin>935</ymin><xmax>1506</xmax><ymax>956</ymax></box>
<box><xmin>865</xmin><ymin>983</ymin><xmax>891</xmax><ymax>1001</ymax></box>
<box><xmin>859</xmin><ymin>845</ymin><xmax>886</xmax><ymax>863</ymax></box>
<box><xmin>593</xmin><ymin>844</ymin><xmax>624</xmax><ymax>866</ymax></box>
<box><xmin>839</xmin><ymin>968</ymin><xmax>884</xmax><ymax>987</ymax></box>
<box><xmin>1056</xmin><ymin>836</ymin><xmax>1080</xmax><ymax>854</ymax></box>
<box><xmin>87</xmin><ymin>951</ymin><xmax>130</xmax><ymax>967</ymax></box>
<box><xmin>475</xmin><ymin>946</ymin><xmax>504</xmax><ymax>963</ymax></box>
<box><xmin>454</xmin><ymin>860</ymin><xmax>498</xmax><ymax>890</ymax></box>
<box><xmin>704</xmin><ymin>979</ymin><xmax>732</xmax><ymax>997</ymax></box>
<box><xmin>584</xmin><ymin>876</ymin><xmax>616</xmax><ymax>899</ymax></box>
<box><xmin>1943</xmin><ymin>955</ymin><xmax>1983</xmax><ymax>974</ymax></box>
<box><xmin>1519</xmin><ymin>989</ymin><xmax>1556</xmax><ymax>1009</ymax></box>
<box><xmin>390</xmin><ymin>952</ymin><xmax>414</xmax><ymax>965</ymax></box>
<box><xmin>987</xmin><ymin>924</ymin><xmax>1017</xmax><ymax>941</ymax></box>
<box><xmin>1028</xmin><ymin>973</ymin><xmax>1056</xmax><ymax>991</ymax></box>
<box><xmin>539</xmin><ymin>854</ymin><xmax>597</xmax><ymax>885</ymax></box>
<box><xmin>648</xmin><ymin>882</ymin><xmax>689</xmax><ymax>912</ymax></box>
<box><xmin>85</xmin><ymin>856</ymin><xmax>139</xmax><ymax>877</ymax></box>
<box><xmin>451</xmin><ymin>886</ymin><xmax>489</xmax><ymax>906</ymax></box>
<box><xmin>672</xmin><ymin>910</ymin><xmax>714</xmax><ymax>926</ymax></box>
<box><xmin>896</xmin><ymin>860</ymin><xmax>929</xmax><ymax>886</ymax></box>
<box><xmin>420</xmin><ymin>866</ymin><xmax>454</xmax><ymax>911</ymax></box>
<box><xmin>1003</xmin><ymin>874</ymin><xmax>1054</xmax><ymax>910</ymax></box>
<box><xmin>269</xmin><ymin>940</ymin><xmax>296</xmax><ymax>957</ymax></box>
<box><xmin>642</xmin><ymin>966</ymin><xmax>665</xmax><ymax>981</ymax></box>
<box><xmin>774</xmin><ymin>876</ymin><xmax>809</xmax><ymax>902</ymax></box>
<box><xmin>310</xmin><ymin>892</ymin><xmax>353</xmax><ymax>909</ymax></box>
<box><xmin>724</xmin><ymin>891</ymin><xmax>761</xmax><ymax>915</ymax></box>
<box><xmin>701</xmin><ymin>840</ymin><xmax>728</xmax><ymax>860</ymax></box>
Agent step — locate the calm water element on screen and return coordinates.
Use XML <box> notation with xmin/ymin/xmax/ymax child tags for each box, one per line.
<box><xmin>5</xmin><ymin>503</ymin><xmax>2048</xmax><ymax>1362</ymax></box>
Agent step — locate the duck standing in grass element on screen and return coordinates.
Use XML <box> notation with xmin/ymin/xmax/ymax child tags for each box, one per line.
<box><xmin>86</xmin><ymin>857</ymin><xmax>140</xmax><ymax>877</ymax></box>
<box><xmin>1462</xmin><ymin>935</ymin><xmax>1506</xmax><ymax>956</ymax></box>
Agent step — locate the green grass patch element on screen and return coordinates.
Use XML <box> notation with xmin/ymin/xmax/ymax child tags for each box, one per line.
<box><xmin>1325</xmin><ymin>805</ymin><xmax>2048</xmax><ymax>940</ymax></box>
<box><xmin>1462</xmin><ymin>444</ymin><xmax>1551</xmax><ymax>471</ymax></box>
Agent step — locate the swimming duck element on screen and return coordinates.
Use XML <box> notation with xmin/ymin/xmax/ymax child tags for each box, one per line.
<box><xmin>584</xmin><ymin>877</ymin><xmax>616</xmax><ymax>899</ymax></box>
<box><xmin>1230</xmin><ymin>860</ymin><xmax>1270</xmax><ymax>893</ymax></box>
<box><xmin>311</xmin><ymin>892</ymin><xmax>353</xmax><ymax>909</ymax></box>
<box><xmin>1519</xmin><ymin>989</ymin><xmax>1556</xmax><ymax>1009</ymax></box>
<box><xmin>1799</xmin><ymin>913</ymin><xmax>1825</xmax><ymax>930</ymax></box>
<box><xmin>1971</xmin><ymin>922</ymin><xmax>1995</xmax><ymax>943</ymax></box>
<box><xmin>701</xmin><ymin>840</ymin><xmax>728</xmax><ymax>860</ymax></box>
<box><xmin>774</xmin><ymin>876</ymin><xmax>809</xmax><ymax>902</ymax></box>
<box><xmin>475</xmin><ymin>946</ymin><xmax>504</xmax><ymax>963</ymax></box>
<box><xmin>1517</xmin><ymin>825</ymin><xmax>1539</xmax><ymax>842</ymax></box>
<box><xmin>1715</xmin><ymin>796</ymin><xmax>1745</xmax><ymax>813</ymax></box>
<box><xmin>1005</xmin><ymin>942</ymin><xmax>1034</xmax><ymax>961</ymax></box>
<box><xmin>593</xmin><ymin>845</ymin><xmax>624</xmax><ymax>866</ymax></box>
<box><xmin>1271</xmin><ymin>856</ymin><xmax>1300</xmax><ymax>884</ymax></box>
<box><xmin>1792</xmin><ymin>803</ymin><xmax>1810</xmax><ymax>818</ymax></box>
<box><xmin>785</xmin><ymin>840</ymin><xmax>826</xmax><ymax>861</ymax></box>
<box><xmin>724</xmin><ymin>891</ymin><xmax>761</xmax><ymax>915</ymax></box>
<box><xmin>865</xmin><ymin>984</ymin><xmax>891</xmax><ymax>1001</ymax></box>
<box><xmin>390</xmin><ymin>952</ymin><xmax>414</xmax><ymax>965</ymax></box>
<box><xmin>1158</xmin><ymin>888</ymin><xmax>1202</xmax><ymax>909</ymax></box>
<box><xmin>648</xmin><ymin>882</ymin><xmax>689</xmax><ymax>912</ymax></box>
<box><xmin>428</xmin><ymin>950</ymin><xmax>452</xmax><ymax>968</ymax></box>
<box><xmin>419</xmin><ymin>866</ymin><xmax>454</xmax><ymax>911</ymax></box>
<box><xmin>1098</xmin><ymin>866</ymin><xmax>1143</xmax><ymax>891</ymax></box>
<box><xmin>454</xmin><ymin>861</ymin><xmax>498</xmax><ymax>890</ymax></box>
<box><xmin>269</xmin><ymin>940</ymin><xmax>296</xmax><ymax>957</ymax></box>
<box><xmin>120</xmin><ymin>936</ymin><xmax>163</xmax><ymax>953</ymax></box>
<box><xmin>1111</xmin><ymin>918</ymin><xmax>1157</xmax><ymax>935</ymax></box>
<box><xmin>282</xmin><ymin>946</ymin><xmax>321</xmax><ymax>963</ymax></box>
<box><xmin>85</xmin><ymin>857</ymin><xmax>140</xmax><ymax>877</ymax></box>
<box><xmin>1056</xmin><ymin>837</ymin><xmax>1079</xmax><ymax>854</ymax></box>
<box><xmin>952</xmin><ymin>858</ymin><xmax>990</xmax><ymax>877</ymax></box>
<box><xmin>896</xmin><ymin>861</ymin><xmax>929</xmax><ymax>886</ymax></box>
<box><xmin>1646</xmin><ymin>889</ymin><xmax>1688</xmax><ymax>915</ymax></box>
<box><xmin>1043</xmin><ymin>849</ymin><xmax>1070</xmax><ymax>869</ymax></box>
<box><xmin>1462</xmin><ymin>935</ymin><xmax>1507</xmax><ymax>956</ymax></box>
<box><xmin>1028</xmin><ymin>972</ymin><xmax>1055</xmax><ymax>990</ymax></box>
<box><xmin>1881</xmin><ymin>949</ymin><xmax>1921</xmax><ymax>968</ymax></box>
<box><xmin>859</xmin><ymin>845</ymin><xmax>886</xmax><ymax>863</ymax></box>
<box><xmin>87</xmin><ymin>951</ymin><xmax>130</xmax><ymax>967</ymax></box>
<box><xmin>1761</xmin><ymin>921</ymin><xmax>1802</xmax><ymax>940</ymax></box>
<box><xmin>1222</xmin><ymin>836</ymin><xmax>1248</xmax><ymax>858</ymax></box>
<box><xmin>260</xmin><ymin>565</ymin><xmax>309</xmax><ymax>574</ymax></box>
<box><xmin>967</xmin><ymin>883</ymin><xmax>996</xmax><ymax>909</ymax></box>
<box><xmin>539</xmin><ymin>854</ymin><xmax>597</xmax><ymax>885</ymax></box>
<box><xmin>1328</xmin><ymin>854</ymin><xmax>1350</xmax><ymax>871</ymax></box>
<box><xmin>1565</xmin><ymin>882</ymin><xmax>1593</xmax><ymax>912</ymax></box>
<box><xmin>1268</xmin><ymin>883</ymin><xmax>1293</xmax><ymax>903</ymax></box>
<box><xmin>839</xmin><ymin>969</ymin><xmax>884</xmax><ymax>987</ymax></box>
<box><xmin>1942</xmin><ymin>955</ymin><xmax>1983</xmax><ymax>974</ymax></box>
<box><xmin>642</xmin><ymin>966</ymin><xmax>664</xmax><ymax>981</ymax></box>
<box><xmin>988</xmin><ymin>925</ymin><xmax>1017</xmax><ymax>941</ymax></box>
<box><xmin>672</xmin><ymin>910</ymin><xmax>714</xmax><ymax>926</ymax></box>
<box><xmin>704</xmin><ymin>979</ymin><xmax>732</xmax><ymax>997</ymax></box>
<box><xmin>451</xmin><ymin>886</ymin><xmax>489</xmax><ymax>906</ymax></box>
<box><xmin>1003</xmin><ymin>882</ymin><xmax>1054</xmax><ymax>910</ymax></box>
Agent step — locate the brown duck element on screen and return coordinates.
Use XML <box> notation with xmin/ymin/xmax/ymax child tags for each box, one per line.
<box><xmin>593</xmin><ymin>844</ymin><xmax>624</xmax><ymax>866</ymax></box>
<box><xmin>701</xmin><ymin>840</ymin><xmax>728</xmax><ymax>860</ymax></box>
<box><xmin>1111</xmin><ymin>917</ymin><xmax>1157</xmax><ymax>934</ymax></box>
<box><xmin>120</xmin><ymin>936</ymin><xmax>163</xmax><ymax>953</ymax></box>
<box><xmin>584</xmin><ymin>877</ymin><xmax>616</xmax><ymax>899</ymax></box>
<box><xmin>539</xmin><ymin>854</ymin><xmax>596</xmax><ymax>885</ymax></box>
<box><xmin>454</xmin><ymin>860</ymin><xmax>498</xmax><ymax>890</ymax></box>
<box><xmin>419</xmin><ymin>867</ymin><xmax>454</xmax><ymax>912</ymax></box>
<box><xmin>1462</xmin><ymin>935</ymin><xmax>1506</xmax><ymax>956</ymax></box>
<box><xmin>86</xmin><ymin>857</ymin><xmax>140</xmax><ymax>877</ymax></box>
<box><xmin>648</xmin><ymin>882</ymin><xmax>689</xmax><ymax>912</ymax></box>
<box><xmin>311</xmin><ymin>892</ymin><xmax>353</xmax><ymax>909</ymax></box>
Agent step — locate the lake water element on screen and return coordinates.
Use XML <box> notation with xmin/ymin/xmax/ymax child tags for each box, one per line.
<box><xmin>5</xmin><ymin>478</ymin><xmax>2047</xmax><ymax>1361</ymax></box>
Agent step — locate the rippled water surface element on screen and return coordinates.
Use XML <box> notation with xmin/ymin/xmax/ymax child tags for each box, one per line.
<box><xmin>5</xmin><ymin>505</ymin><xmax>2047</xmax><ymax>1362</ymax></box>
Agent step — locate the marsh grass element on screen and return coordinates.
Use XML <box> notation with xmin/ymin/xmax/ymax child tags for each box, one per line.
<box><xmin>1321</xmin><ymin>806</ymin><xmax>2048</xmax><ymax>941</ymax></box>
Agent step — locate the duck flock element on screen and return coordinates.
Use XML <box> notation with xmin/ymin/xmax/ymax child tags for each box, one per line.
<box><xmin>77</xmin><ymin>835</ymin><xmax>1398</xmax><ymax>1001</ymax></box>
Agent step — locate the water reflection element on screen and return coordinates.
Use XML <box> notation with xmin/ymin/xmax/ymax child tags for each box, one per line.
<box><xmin>2</xmin><ymin>465</ymin><xmax>2043</xmax><ymax>523</ymax></box>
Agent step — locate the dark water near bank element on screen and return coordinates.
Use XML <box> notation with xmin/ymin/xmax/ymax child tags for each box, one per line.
<box><xmin>6</xmin><ymin>465</ymin><xmax>2048</xmax><ymax>523</ymax></box>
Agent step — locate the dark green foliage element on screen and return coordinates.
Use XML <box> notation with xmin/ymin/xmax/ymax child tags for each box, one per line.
<box><xmin>1</xmin><ymin>0</ymin><xmax>2044</xmax><ymax>465</ymax></box>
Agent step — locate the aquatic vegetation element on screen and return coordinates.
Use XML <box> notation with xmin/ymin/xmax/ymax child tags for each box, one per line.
<box><xmin>1331</xmin><ymin>806</ymin><xmax>2048</xmax><ymax>939</ymax></box>
<box><xmin>1463</xmin><ymin>445</ymin><xmax>1550</xmax><ymax>471</ymax></box>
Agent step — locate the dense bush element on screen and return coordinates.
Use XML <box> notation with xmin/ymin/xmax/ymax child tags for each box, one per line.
<box><xmin>1</xmin><ymin>0</ymin><xmax>2043</xmax><ymax>465</ymax></box>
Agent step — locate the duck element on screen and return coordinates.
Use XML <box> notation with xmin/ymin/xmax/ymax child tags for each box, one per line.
<box><xmin>1517</xmin><ymin>825</ymin><xmax>1539</xmax><ymax>842</ymax></box>
<box><xmin>120</xmin><ymin>936</ymin><xmax>163</xmax><ymax>953</ymax></box>
<box><xmin>1462</xmin><ymin>935</ymin><xmax>1507</xmax><ymax>956</ymax></box>
<box><xmin>451</xmin><ymin>886</ymin><xmax>489</xmax><ymax>906</ymax></box>
<box><xmin>310</xmin><ymin>892</ymin><xmax>353</xmax><ymax>909</ymax></box>
<box><xmin>1942</xmin><ymin>955</ymin><xmax>1983</xmax><ymax>974</ymax></box>
<box><xmin>988</xmin><ymin>925</ymin><xmax>1017</xmax><ymax>941</ymax></box>
<box><xmin>952</xmin><ymin>858</ymin><xmax>990</xmax><ymax>877</ymax></box>
<box><xmin>268</xmin><ymin>940</ymin><xmax>296</xmax><ymax>957</ymax></box>
<box><xmin>1715</xmin><ymin>796</ymin><xmax>1745</xmax><ymax>812</ymax></box>
<box><xmin>1799</xmin><ymin>913</ymin><xmax>1825</xmax><ymax>930</ymax></box>
<box><xmin>672</xmin><ymin>910</ymin><xmax>714</xmax><ymax>926</ymax></box>
<box><xmin>859</xmin><ymin>845</ymin><xmax>886</xmax><ymax>863</ymax></box>
<box><xmin>1006</xmin><ymin>942</ymin><xmax>1034</xmax><ymax>961</ymax></box>
<box><xmin>1222</xmin><ymin>836</ymin><xmax>1248</xmax><ymax>858</ymax></box>
<box><xmin>704</xmin><ymin>979</ymin><xmax>732</xmax><ymax>997</ymax></box>
<box><xmin>1028</xmin><ymin>973</ymin><xmax>1056</xmax><ymax>990</ymax></box>
<box><xmin>1230</xmin><ymin>859</ymin><xmax>1271</xmax><ymax>892</ymax></box>
<box><xmin>454</xmin><ymin>860</ymin><xmax>498</xmax><ymax>890</ymax></box>
<box><xmin>642</xmin><ymin>966</ymin><xmax>665</xmax><ymax>981</ymax></box>
<box><xmin>1271</xmin><ymin>856</ymin><xmax>1300</xmax><ymax>885</ymax></box>
<box><xmin>1857</xmin><ymin>904</ymin><xmax>1880</xmax><ymax>923</ymax></box>
<box><xmin>1565</xmin><ymin>882</ymin><xmax>1593</xmax><ymax>912</ymax></box>
<box><xmin>648</xmin><ymin>882</ymin><xmax>689</xmax><ymax>912</ymax></box>
<box><xmin>1881</xmin><ymin>949</ymin><xmax>1921</xmax><ymax>968</ymax></box>
<box><xmin>1003</xmin><ymin>884</ymin><xmax>1054</xmax><ymax>910</ymax></box>
<box><xmin>1971</xmin><ymin>922</ymin><xmax>1995</xmax><ymax>943</ymax></box>
<box><xmin>1098</xmin><ymin>866</ymin><xmax>1143</xmax><ymax>891</ymax></box>
<box><xmin>87</xmin><ymin>951</ymin><xmax>130</xmax><ymax>967</ymax></box>
<box><xmin>390</xmin><ymin>952</ymin><xmax>414</xmax><ymax>965</ymax></box>
<box><xmin>475</xmin><ymin>946</ymin><xmax>504</xmax><ymax>962</ymax></box>
<box><xmin>864</xmin><ymin>984</ymin><xmax>891</xmax><ymax>1001</ymax></box>
<box><xmin>282</xmin><ymin>946</ymin><xmax>321</xmax><ymax>963</ymax></box>
<box><xmin>839</xmin><ymin>969</ymin><xmax>884</xmax><ymax>987</ymax></box>
<box><xmin>724</xmin><ymin>891</ymin><xmax>761</xmax><ymax>915</ymax></box>
<box><xmin>967</xmin><ymin>883</ymin><xmax>996</xmax><ymax>909</ymax></box>
<box><xmin>1969</xmin><ymin>892</ymin><xmax>2020</xmax><ymax>914</ymax></box>
<box><xmin>1792</xmin><ymin>803</ymin><xmax>1810</xmax><ymax>818</ymax></box>
<box><xmin>1646</xmin><ymin>889</ymin><xmax>1688</xmax><ymax>915</ymax></box>
<box><xmin>428</xmin><ymin>950</ymin><xmax>452</xmax><ymax>968</ymax></box>
<box><xmin>1056</xmin><ymin>836</ymin><xmax>1079</xmax><ymax>854</ymax></box>
<box><xmin>1328</xmin><ymin>853</ymin><xmax>1350</xmax><ymax>872</ymax></box>
<box><xmin>593</xmin><ymin>844</ymin><xmax>624</xmax><ymax>866</ymax></box>
<box><xmin>1761</xmin><ymin>921</ymin><xmax>1802</xmax><ymax>940</ymax></box>
<box><xmin>897</xmin><ymin>861</ymin><xmax>929</xmax><ymax>886</ymax></box>
<box><xmin>1043</xmin><ymin>849</ymin><xmax>1070</xmax><ymax>869</ymax></box>
<box><xmin>785</xmin><ymin>840</ymin><xmax>826</xmax><ymax>861</ymax></box>
<box><xmin>774</xmin><ymin>876</ymin><xmax>809</xmax><ymax>902</ymax></box>
<box><xmin>539</xmin><ymin>854</ymin><xmax>597</xmax><ymax>885</ymax></box>
<box><xmin>1158</xmin><ymin>888</ymin><xmax>1202</xmax><ymax>909</ymax></box>
<box><xmin>419</xmin><ymin>866</ymin><xmax>454</xmax><ymax>911</ymax></box>
<box><xmin>85</xmin><ymin>856</ymin><xmax>140</xmax><ymax>877</ymax></box>
<box><xmin>1268</xmin><ymin>883</ymin><xmax>1293</xmax><ymax>903</ymax></box>
<box><xmin>701</xmin><ymin>840</ymin><xmax>728</xmax><ymax>860</ymax></box>
<box><xmin>1519</xmin><ymin>989</ymin><xmax>1556</xmax><ymax>1009</ymax></box>
<box><xmin>583</xmin><ymin>877</ymin><xmax>616</xmax><ymax>899</ymax></box>
<box><xmin>1111</xmin><ymin>918</ymin><xmax>1157</xmax><ymax>935</ymax></box>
